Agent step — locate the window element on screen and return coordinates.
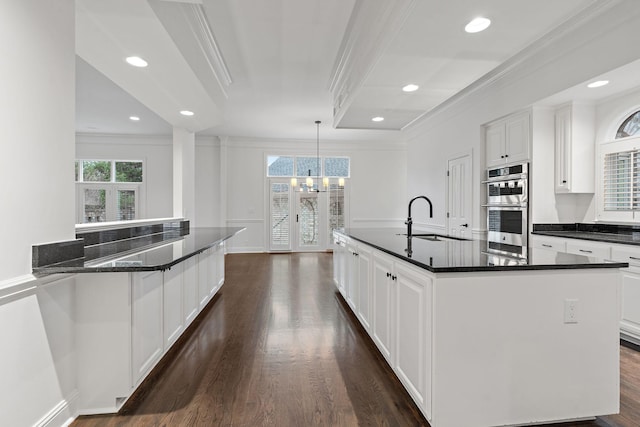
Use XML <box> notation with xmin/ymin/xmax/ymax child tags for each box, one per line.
<box><xmin>597</xmin><ymin>138</ymin><xmax>640</xmax><ymax>222</ymax></box>
<box><xmin>324</xmin><ymin>157</ymin><xmax>350</xmax><ymax>177</ymax></box>
<box><xmin>296</xmin><ymin>157</ymin><xmax>320</xmax><ymax>178</ymax></box>
<box><xmin>616</xmin><ymin>110</ymin><xmax>640</xmax><ymax>139</ymax></box>
<box><xmin>75</xmin><ymin>159</ymin><xmax>143</xmax><ymax>223</ymax></box>
<box><xmin>603</xmin><ymin>150</ymin><xmax>634</xmax><ymax>211</ymax></box>
<box><xmin>267</xmin><ymin>156</ymin><xmax>294</xmax><ymax>177</ymax></box>
<box><xmin>265</xmin><ymin>155</ymin><xmax>350</xmax><ymax>178</ymax></box>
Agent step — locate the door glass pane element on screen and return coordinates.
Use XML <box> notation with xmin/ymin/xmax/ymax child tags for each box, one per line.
<box><xmin>299</xmin><ymin>192</ymin><xmax>318</xmax><ymax>246</ymax></box>
<box><xmin>329</xmin><ymin>184</ymin><xmax>345</xmax><ymax>241</ymax></box>
<box><xmin>271</xmin><ymin>183</ymin><xmax>290</xmax><ymax>249</ymax></box>
<box><xmin>117</xmin><ymin>190</ymin><xmax>136</xmax><ymax>221</ymax></box>
<box><xmin>84</xmin><ymin>189</ymin><xmax>106</xmax><ymax>223</ymax></box>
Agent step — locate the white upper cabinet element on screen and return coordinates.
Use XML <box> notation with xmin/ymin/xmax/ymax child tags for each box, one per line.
<box><xmin>485</xmin><ymin>111</ymin><xmax>531</xmax><ymax>167</ymax></box>
<box><xmin>554</xmin><ymin>102</ymin><xmax>595</xmax><ymax>193</ymax></box>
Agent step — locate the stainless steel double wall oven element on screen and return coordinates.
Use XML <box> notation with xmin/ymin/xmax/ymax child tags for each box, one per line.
<box><xmin>483</xmin><ymin>162</ymin><xmax>529</xmax><ymax>258</ymax></box>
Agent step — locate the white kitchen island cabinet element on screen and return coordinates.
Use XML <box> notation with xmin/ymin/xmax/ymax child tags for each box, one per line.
<box><xmin>334</xmin><ymin>228</ymin><xmax>624</xmax><ymax>427</ymax></box>
<box><xmin>35</xmin><ymin>226</ymin><xmax>245</xmax><ymax>416</ymax></box>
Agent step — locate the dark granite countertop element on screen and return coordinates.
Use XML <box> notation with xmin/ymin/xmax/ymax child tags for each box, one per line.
<box><xmin>33</xmin><ymin>227</ymin><xmax>244</xmax><ymax>274</ymax></box>
<box><xmin>532</xmin><ymin>223</ymin><xmax>640</xmax><ymax>246</ymax></box>
<box><xmin>337</xmin><ymin>228</ymin><xmax>627</xmax><ymax>273</ymax></box>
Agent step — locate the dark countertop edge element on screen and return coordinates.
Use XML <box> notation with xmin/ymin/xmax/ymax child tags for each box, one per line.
<box><xmin>532</xmin><ymin>230</ymin><xmax>640</xmax><ymax>246</ymax></box>
<box><xmin>33</xmin><ymin>228</ymin><xmax>245</xmax><ymax>275</ymax></box>
<box><xmin>339</xmin><ymin>231</ymin><xmax>628</xmax><ymax>273</ymax></box>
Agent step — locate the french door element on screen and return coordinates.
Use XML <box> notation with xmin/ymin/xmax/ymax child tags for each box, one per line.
<box><xmin>76</xmin><ymin>183</ymin><xmax>140</xmax><ymax>223</ymax></box>
<box><xmin>269</xmin><ymin>179</ymin><xmax>346</xmax><ymax>252</ymax></box>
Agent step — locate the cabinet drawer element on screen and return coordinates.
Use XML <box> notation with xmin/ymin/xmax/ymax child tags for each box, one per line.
<box><xmin>531</xmin><ymin>236</ymin><xmax>566</xmax><ymax>252</ymax></box>
<box><xmin>611</xmin><ymin>246</ymin><xmax>640</xmax><ymax>267</ymax></box>
<box><xmin>565</xmin><ymin>240</ymin><xmax>611</xmax><ymax>259</ymax></box>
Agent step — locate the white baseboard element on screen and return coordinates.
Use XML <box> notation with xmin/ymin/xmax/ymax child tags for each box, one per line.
<box><xmin>34</xmin><ymin>390</ymin><xmax>79</xmax><ymax>427</ymax></box>
<box><xmin>226</xmin><ymin>247</ymin><xmax>266</xmax><ymax>254</ymax></box>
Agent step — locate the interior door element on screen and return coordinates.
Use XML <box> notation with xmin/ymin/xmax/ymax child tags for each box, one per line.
<box><xmin>447</xmin><ymin>153</ymin><xmax>472</xmax><ymax>238</ymax></box>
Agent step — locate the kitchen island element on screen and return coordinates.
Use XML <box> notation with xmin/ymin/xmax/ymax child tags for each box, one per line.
<box><xmin>333</xmin><ymin>228</ymin><xmax>626</xmax><ymax>427</ymax></box>
<box><xmin>33</xmin><ymin>222</ymin><xmax>244</xmax><ymax>415</ymax></box>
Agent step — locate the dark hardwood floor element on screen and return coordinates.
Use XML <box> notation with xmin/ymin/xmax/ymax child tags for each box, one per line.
<box><xmin>72</xmin><ymin>253</ymin><xmax>640</xmax><ymax>427</ymax></box>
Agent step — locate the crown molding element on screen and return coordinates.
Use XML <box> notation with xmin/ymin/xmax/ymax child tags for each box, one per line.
<box><xmin>182</xmin><ymin>4</ymin><xmax>233</xmax><ymax>93</ymax></box>
<box><xmin>402</xmin><ymin>0</ymin><xmax>622</xmax><ymax>133</ymax></box>
<box><xmin>328</xmin><ymin>0</ymin><xmax>417</xmax><ymax>127</ymax></box>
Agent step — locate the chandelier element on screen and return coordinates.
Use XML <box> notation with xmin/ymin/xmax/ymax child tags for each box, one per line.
<box><xmin>291</xmin><ymin>120</ymin><xmax>344</xmax><ymax>192</ymax></box>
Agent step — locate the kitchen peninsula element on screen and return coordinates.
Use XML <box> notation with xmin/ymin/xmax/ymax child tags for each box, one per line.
<box><xmin>33</xmin><ymin>219</ymin><xmax>244</xmax><ymax>415</ymax></box>
<box><xmin>333</xmin><ymin>228</ymin><xmax>626</xmax><ymax>427</ymax></box>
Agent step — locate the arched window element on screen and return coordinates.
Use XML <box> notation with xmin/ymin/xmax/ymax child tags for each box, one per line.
<box><xmin>616</xmin><ymin>110</ymin><xmax>640</xmax><ymax>138</ymax></box>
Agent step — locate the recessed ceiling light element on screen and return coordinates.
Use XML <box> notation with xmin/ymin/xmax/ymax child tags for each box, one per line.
<box><xmin>125</xmin><ymin>56</ymin><xmax>148</xmax><ymax>68</ymax></box>
<box><xmin>372</xmin><ymin>116</ymin><xmax>384</xmax><ymax>122</ymax></box>
<box><xmin>129</xmin><ymin>116</ymin><xmax>140</xmax><ymax>121</ymax></box>
<box><xmin>587</xmin><ymin>80</ymin><xmax>609</xmax><ymax>88</ymax></box>
<box><xmin>465</xmin><ymin>17</ymin><xmax>491</xmax><ymax>33</ymax></box>
<box><xmin>402</xmin><ymin>84</ymin><xmax>419</xmax><ymax>92</ymax></box>
<box><xmin>180</xmin><ymin>110</ymin><xmax>195</xmax><ymax>116</ymax></box>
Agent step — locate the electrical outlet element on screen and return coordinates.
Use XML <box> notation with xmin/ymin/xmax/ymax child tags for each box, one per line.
<box><xmin>564</xmin><ymin>299</ymin><xmax>579</xmax><ymax>324</ymax></box>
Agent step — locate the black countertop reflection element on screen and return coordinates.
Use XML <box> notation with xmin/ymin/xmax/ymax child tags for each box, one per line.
<box><xmin>337</xmin><ymin>228</ymin><xmax>627</xmax><ymax>273</ymax></box>
<box><xmin>33</xmin><ymin>227</ymin><xmax>244</xmax><ymax>274</ymax></box>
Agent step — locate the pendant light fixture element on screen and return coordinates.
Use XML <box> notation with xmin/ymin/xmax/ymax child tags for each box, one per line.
<box><xmin>290</xmin><ymin>120</ymin><xmax>345</xmax><ymax>192</ymax></box>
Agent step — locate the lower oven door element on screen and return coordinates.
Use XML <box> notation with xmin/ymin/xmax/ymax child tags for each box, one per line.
<box><xmin>486</xmin><ymin>206</ymin><xmax>527</xmax><ymax>247</ymax></box>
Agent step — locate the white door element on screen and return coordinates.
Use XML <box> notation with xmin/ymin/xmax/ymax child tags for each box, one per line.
<box><xmin>269</xmin><ymin>181</ymin><xmax>293</xmax><ymax>251</ymax></box>
<box><xmin>269</xmin><ymin>179</ymin><xmax>346</xmax><ymax>251</ymax></box>
<box><xmin>447</xmin><ymin>153</ymin><xmax>472</xmax><ymax>238</ymax></box>
<box><xmin>294</xmin><ymin>190</ymin><xmax>326</xmax><ymax>251</ymax></box>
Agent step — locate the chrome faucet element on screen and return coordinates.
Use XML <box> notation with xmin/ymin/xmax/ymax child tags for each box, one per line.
<box><xmin>405</xmin><ymin>196</ymin><xmax>433</xmax><ymax>238</ymax></box>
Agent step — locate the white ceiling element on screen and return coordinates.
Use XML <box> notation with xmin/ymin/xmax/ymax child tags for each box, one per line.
<box><xmin>75</xmin><ymin>0</ymin><xmax>636</xmax><ymax>141</ymax></box>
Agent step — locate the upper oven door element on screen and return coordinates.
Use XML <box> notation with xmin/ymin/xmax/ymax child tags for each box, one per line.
<box><xmin>487</xmin><ymin>178</ymin><xmax>528</xmax><ymax>205</ymax></box>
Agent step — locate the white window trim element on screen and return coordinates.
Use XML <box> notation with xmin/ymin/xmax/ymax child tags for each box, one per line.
<box><xmin>596</xmin><ymin>136</ymin><xmax>640</xmax><ymax>223</ymax></box>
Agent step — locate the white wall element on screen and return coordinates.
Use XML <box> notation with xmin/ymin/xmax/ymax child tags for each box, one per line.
<box><xmin>195</xmin><ymin>137</ymin><xmax>223</xmax><ymax>227</ymax></box>
<box><xmin>223</xmin><ymin>137</ymin><xmax>406</xmax><ymax>253</ymax></box>
<box><xmin>1</xmin><ymin>0</ymin><xmax>76</xmax><ymax>282</ymax></box>
<box><xmin>0</xmin><ymin>1</ymin><xmax>78</xmax><ymax>426</ymax></box>
<box><xmin>404</xmin><ymin>2</ymin><xmax>640</xmax><ymax>230</ymax></box>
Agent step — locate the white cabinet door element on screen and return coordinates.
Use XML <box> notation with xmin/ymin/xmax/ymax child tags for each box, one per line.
<box><xmin>183</xmin><ymin>256</ymin><xmax>198</xmax><ymax>326</ymax></box>
<box><xmin>554</xmin><ymin>103</ymin><xmax>595</xmax><ymax>194</ymax></box>
<box><xmin>504</xmin><ymin>111</ymin><xmax>530</xmax><ymax>163</ymax></box>
<box><xmin>485</xmin><ymin>111</ymin><xmax>530</xmax><ymax>167</ymax></box>
<box><xmin>131</xmin><ymin>271</ymin><xmax>164</xmax><ymax>384</ymax></box>
<box><xmin>198</xmin><ymin>249</ymin><xmax>213</xmax><ymax>309</ymax></box>
<box><xmin>163</xmin><ymin>263</ymin><xmax>184</xmax><ymax>349</ymax></box>
<box><xmin>555</xmin><ymin>106</ymin><xmax>572</xmax><ymax>192</ymax></box>
<box><xmin>346</xmin><ymin>241</ymin><xmax>358</xmax><ymax>311</ymax></box>
<box><xmin>621</xmin><ymin>270</ymin><xmax>640</xmax><ymax>343</ymax></box>
<box><xmin>332</xmin><ymin>235</ymin><xmax>341</xmax><ymax>287</ymax></box>
<box><xmin>215</xmin><ymin>242</ymin><xmax>225</xmax><ymax>291</ymax></box>
<box><xmin>485</xmin><ymin>123</ymin><xmax>506</xmax><ymax>167</ymax></box>
<box><xmin>356</xmin><ymin>244</ymin><xmax>372</xmax><ymax>333</ymax></box>
<box><xmin>395</xmin><ymin>262</ymin><xmax>432</xmax><ymax>415</ymax></box>
<box><xmin>372</xmin><ymin>251</ymin><xmax>395</xmax><ymax>364</ymax></box>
